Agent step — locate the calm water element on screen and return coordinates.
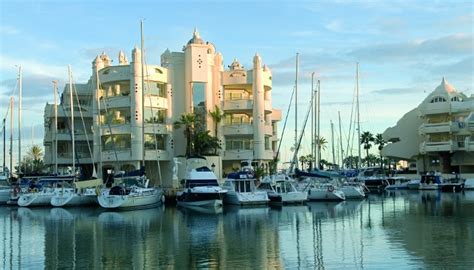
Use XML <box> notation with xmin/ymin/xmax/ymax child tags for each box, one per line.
<box><xmin>1</xmin><ymin>191</ymin><xmax>474</xmax><ymax>269</ymax></box>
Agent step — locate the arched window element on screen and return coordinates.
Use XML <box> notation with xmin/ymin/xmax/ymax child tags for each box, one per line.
<box><xmin>451</xmin><ymin>96</ymin><xmax>463</xmax><ymax>102</ymax></box>
<box><xmin>430</xmin><ymin>96</ymin><xmax>446</xmax><ymax>103</ymax></box>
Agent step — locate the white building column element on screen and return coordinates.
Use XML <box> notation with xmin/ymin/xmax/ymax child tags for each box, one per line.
<box><xmin>253</xmin><ymin>54</ymin><xmax>265</xmax><ymax>160</ymax></box>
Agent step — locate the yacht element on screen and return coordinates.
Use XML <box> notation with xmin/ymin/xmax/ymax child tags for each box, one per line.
<box><xmin>223</xmin><ymin>169</ymin><xmax>269</xmax><ymax>206</ymax></box>
<box><xmin>50</xmin><ymin>179</ymin><xmax>102</xmax><ymax>207</ymax></box>
<box><xmin>354</xmin><ymin>167</ymin><xmax>390</xmax><ymax>192</ymax></box>
<box><xmin>306</xmin><ymin>182</ymin><xmax>346</xmax><ymax>201</ymax></box>
<box><xmin>418</xmin><ymin>174</ymin><xmax>441</xmax><ymax>190</ymax></box>
<box><xmin>340</xmin><ymin>181</ymin><xmax>366</xmax><ymax>199</ymax></box>
<box><xmin>17</xmin><ymin>176</ymin><xmax>75</xmax><ymax>207</ymax></box>
<box><xmin>98</xmin><ymin>175</ymin><xmax>164</xmax><ymax>209</ymax></box>
<box><xmin>258</xmin><ymin>174</ymin><xmax>307</xmax><ymax>204</ymax></box>
<box><xmin>0</xmin><ymin>173</ymin><xmax>11</xmax><ymax>204</ymax></box>
<box><xmin>385</xmin><ymin>177</ymin><xmax>411</xmax><ymax>190</ymax></box>
<box><xmin>177</xmin><ymin>165</ymin><xmax>227</xmax><ymax>209</ymax></box>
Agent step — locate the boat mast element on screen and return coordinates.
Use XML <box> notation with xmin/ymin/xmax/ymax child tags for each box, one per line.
<box><xmin>331</xmin><ymin>120</ymin><xmax>335</xmax><ymax>168</ymax></box>
<box><xmin>294</xmin><ymin>53</ymin><xmax>299</xmax><ymax>169</ymax></box>
<box><xmin>311</xmin><ymin>72</ymin><xmax>315</xmax><ymax>170</ymax></box>
<box><xmin>356</xmin><ymin>63</ymin><xmax>361</xmax><ymax>169</ymax></box>
<box><xmin>68</xmin><ymin>65</ymin><xmax>75</xmax><ymax>177</ymax></box>
<box><xmin>140</xmin><ymin>19</ymin><xmax>146</xmax><ymax>171</ymax></box>
<box><xmin>338</xmin><ymin>111</ymin><xmax>344</xmax><ymax>168</ymax></box>
<box><xmin>95</xmin><ymin>69</ymin><xmax>102</xmax><ymax>178</ymax></box>
<box><xmin>2</xmin><ymin>118</ymin><xmax>5</xmax><ymax>173</ymax></box>
<box><xmin>18</xmin><ymin>66</ymin><xmax>22</xmax><ymax>173</ymax></box>
<box><xmin>9</xmin><ymin>97</ymin><xmax>14</xmax><ymax>178</ymax></box>
<box><xmin>53</xmin><ymin>80</ymin><xmax>58</xmax><ymax>174</ymax></box>
<box><xmin>316</xmin><ymin>80</ymin><xmax>321</xmax><ymax>169</ymax></box>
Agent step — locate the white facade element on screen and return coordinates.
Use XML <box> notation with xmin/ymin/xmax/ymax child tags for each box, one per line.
<box><xmin>43</xmin><ymin>30</ymin><xmax>281</xmax><ymax>186</ymax></box>
<box><xmin>382</xmin><ymin>78</ymin><xmax>474</xmax><ymax>174</ymax></box>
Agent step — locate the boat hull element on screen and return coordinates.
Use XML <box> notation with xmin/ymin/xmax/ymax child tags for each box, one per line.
<box><xmin>340</xmin><ymin>186</ymin><xmax>365</xmax><ymax>199</ymax></box>
<box><xmin>18</xmin><ymin>191</ymin><xmax>56</xmax><ymax>207</ymax></box>
<box><xmin>98</xmin><ymin>189</ymin><xmax>163</xmax><ymax>209</ymax></box>
<box><xmin>224</xmin><ymin>191</ymin><xmax>269</xmax><ymax>206</ymax></box>
<box><xmin>51</xmin><ymin>189</ymin><xmax>97</xmax><ymax>207</ymax></box>
<box><xmin>0</xmin><ymin>188</ymin><xmax>10</xmax><ymax>204</ymax></box>
<box><xmin>439</xmin><ymin>183</ymin><xmax>464</xmax><ymax>192</ymax></box>
<box><xmin>268</xmin><ymin>191</ymin><xmax>307</xmax><ymax>204</ymax></box>
<box><xmin>308</xmin><ymin>189</ymin><xmax>345</xmax><ymax>201</ymax></box>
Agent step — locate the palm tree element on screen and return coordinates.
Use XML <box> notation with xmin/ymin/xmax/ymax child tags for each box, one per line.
<box><xmin>374</xmin><ymin>133</ymin><xmax>386</xmax><ymax>169</ymax></box>
<box><xmin>29</xmin><ymin>145</ymin><xmax>43</xmax><ymax>161</ymax></box>
<box><xmin>360</xmin><ymin>131</ymin><xmax>374</xmax><ymax>167</ymax></box>
<box><xmin>173</xmin><ymin>113</ymin><xmax>196</xmax><ymax>156</ymax></box>
<box><xmin>299</xmin><ymin>155</ymin><xmax>308</xmax><ymax>170</ymax></box>
<box><xmin>193</xmin><ymin>130</ymin><xmax>221</xmax><ymax>156</ymax></box>
<box><xmin>208</xmin><ymin>105</ymin><xmax>224</xmax><ymax>137</ymax></box>
<box><xmin>319</xmin><ymin>159</ymin><xmax>329</xmax><ymax>170</ymax></box>
<box><xmin>343</xmin><ymin>155</ymin><xmax>358</xmax><ymax>169</ymax></box>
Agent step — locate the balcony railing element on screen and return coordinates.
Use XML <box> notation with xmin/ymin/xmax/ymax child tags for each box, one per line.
<box><xmin>223</xmin><ymin>99</ymin><xmax>253</xmax><ymax>111</ymax></box>
<box><xmin>418</xmin><ymin>121</ymin><xmax>461</xmax><ymax>135</ymax></box>
<box><xmin>223</xmin><ymin>124</ymin><xmax>253</xmax><ymax>135</ymax></box>
<box><xmin>420</xmin><ymin>140</ymin><xmax>458</xmax><ymax>153</ymax></box>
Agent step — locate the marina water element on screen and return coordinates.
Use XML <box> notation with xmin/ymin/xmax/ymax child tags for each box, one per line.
<box><xmin>1</xmin><ymin>191</ymin><xmax>473</xmax><ymax>269</ymax></box>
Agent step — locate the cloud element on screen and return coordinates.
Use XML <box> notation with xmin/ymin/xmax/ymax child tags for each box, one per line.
<box><xmin>430</xmin><ymin>56</ymin><xmax>474</xmax><ymax>78</ymax></box>
<box><xmin>348</xmin><ymin>33</ymin><xmax>473</xmax><ymax>62</ymax></box>
<box><xmin>371</xmin><ymin>87</ymin><xmax>422</xmax><ymax>95</ymax></box>
<box><xmin>0</xmin><ymin>25</ymin><xmax>20</xmax><ymax>35</ymax></box>
<box><xmin>0</xmin><ymin>54</ymin><xmax>66</xmax><ymax>78</ymax></box>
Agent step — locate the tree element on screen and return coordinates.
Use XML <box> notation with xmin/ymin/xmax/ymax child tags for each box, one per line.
<box><xmin>193</xmin><ymin>130</ymin><xmax>221</xmax><ymax>156</ymax></box>
<box><xmin>208</xmin><ymin>105</ymin><xmax>224</xmax><ymax>138</ymax></box>
<box><xmin>299</xmin><ymin>155</ymin><xmax>308</xmax><ymax>170</ymax></box>
<box><xmin>343</xmin><ymin>155</ymin><xmax>359</xmax><ymax>169</ymax></box>
<box><xmin>360</xmin><ymin>131</ymin><xmax>374</xmax><ymax>167</ymax></box>
<box><xmin>319</xmin><ymin>159</ymin><xmax>329</xmax><ymax>170</ymax></box>
<box><xmin>16</xmin><ymin>145</ymin><xmax>46</xmax><ymax>175</ymax></box>
<box><xmin>374</xmin><ymin>133</ymin><xmax>386</xmax><ymax>169</ymax></box>
<box><xmin>315</xmin><ymin>136</ymin><xmax>328</xmax><ymax>151</ymax></box>
<box><xmin>173</xmin><ymin>113</ymin><xmax>196</xmax><ymax>156</ymax></box>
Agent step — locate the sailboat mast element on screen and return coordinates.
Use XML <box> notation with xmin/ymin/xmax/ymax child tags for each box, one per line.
<box><xmin>68</xmin><ymin>65</ymin><xmax>75</xmax><ymax>177</ymax></box>
<box><xmin>317</xmin><ymin>80</ymin><xmax>321</xmax><ymax>169</ymax></box>
<box><xmin>18</xmin><ymin>66</ymin><xmax>22</xmax><ymax>173</ymax></box>
<box><xmin>294</xmin><ymin>53</ymin><xmax>299</xmax><ymax>168</ymax></box>
<box><xmin>356</xmin><ymin>63</ymin><xmax>361</xmax><ymax>169</ymax></box>
<box><xmin>331</xmin><ymin>120</ymin><xmax>335</xmax><ymax>168</ymax></box>
<box><xmin>338</xmin><ymin>111</ymin><xmax>344</xmax><ymax>168</ymax></box>
<box><xmin>53</xmin><ymin>80</ymin><xmax>58</xmax><ymax>174</ymax></box>
<box><xmin>311</xmin><ymin>72</ymin><xmax>315</xmax><ymax>170</ymax></box>
<box><xmin>2</xmin><ymin>118</ymin><xmax>5</xmax><ymax>172</ymax></box>
<box><xmin>95</xmin><ymin>69</ymin><xmax>102</xmax><ymax>178</ymax></box>
<box><xmin>9</xmin><ymin>97</ymin><xmax>14</xmax><ymax>178</ymax></box>
<box><xmin>140</xmin><ymin>20</ymin><xmax>146</xmax><ymax>170</ymax></box>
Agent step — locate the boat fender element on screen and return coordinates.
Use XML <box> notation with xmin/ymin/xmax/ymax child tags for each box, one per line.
<box><xmin>161</xmin><ymin>195</ymin><xmax>166</xmax><ymax>204</ymax></box>
<box><xmin>13</xmin><ymin>186</ymin><xmax>21</xmax><ymax>196</ymax></box>
<box><xmin>327</xmin><ymin>186</ymin><xmax>334</xmax><ymax>192</ymax></box>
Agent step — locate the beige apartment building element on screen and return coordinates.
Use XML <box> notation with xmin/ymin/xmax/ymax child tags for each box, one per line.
<box><xmin>382</xmin><ymin>78</ymin><xmax>474</xmax><ymax>175</ymax></box>
<box><xmin>43</xmin><ymin>30</ymin><xmax>281</xmax><ymax>186</ymax></box>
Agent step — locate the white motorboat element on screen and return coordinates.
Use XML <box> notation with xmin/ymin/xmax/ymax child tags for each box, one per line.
<box><xmin>464</xmin><ymin>178</ymin><xmax>474</xmax><ymax>190</ymax></box>
<box><xmin>407</xmin><ymin>179</ymin><xmax>421</xmax><ymax>190</ymax></box>
<box><xmin>223</xmin><ymin>170</ymin><xmax>269</xmax><ymax>206</ymax></box>
<box><xmin>0</xmin><ymin>174</ymin><xmax>11</xmax><ymax>204</ymax></box>
<box><xmin>307</xmin><ymin>182</ymin><xmax>346</xmax><ymax>201</ymax></box>
<box><xmin>340</xmin><ymin>182</ymin><xmax>366</xmax><ymax>199</ymax></box>
<box><xmin>98</xmin><ymin>176</ymin><xmax>164</xmax><ymax>209</ymax></box>
<box><xmin>177</xmin><ymin>165</ymin><xmax>227</xmax><ymax>209</ymax></box>
<box><xmin>418</xmin><ymin>174</ymin><xmax>441</xmax><ymax>190</ymax></box>
<box><xmin>385</xmin><ymin>177</ymin><xmax>411</xmax><ymax>190</ymax></box>
<box><xmin>258</xmin><ymin>174</ymin><xmax>307</xmax><ymax>204</ymax></box>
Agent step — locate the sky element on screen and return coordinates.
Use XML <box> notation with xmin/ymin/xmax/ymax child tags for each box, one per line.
<box><xmin>0</xmin><ymin>0</ymin><xmax>473</xmax><ymax>166</ymax></box>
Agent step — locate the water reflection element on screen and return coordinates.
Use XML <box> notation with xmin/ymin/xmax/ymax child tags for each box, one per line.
<box><xmin>0</xmin><ymin>191</ymin><xmax>473</xmax><ymax>269</ymax></box>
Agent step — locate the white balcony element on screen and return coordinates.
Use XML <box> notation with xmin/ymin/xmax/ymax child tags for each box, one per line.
<box><xmin>222</xmin><ymin>150</ymin><xmax>254</xmax><ymax>161</ymax></box>
<box><xmin>101</xmin><ymin>125</ymin><xmax>131</xmax><ymax>135</ymax></box>
<box><xmin>223</xmin><ymin>99</ymin><xmax>253</xmax><ymax>111</ymax></box>
<box><xmin>101</xmin><ymin>150</ymin><xmax>132</xmax><ymax>162</ymax></box>
<box><xmin>222</xmin><ymin>70</ymin><xmax>251</xmax><ymax>85</ymax></box>
<box><xmin>223</xmin><ymin>124</ymin><xmax>253</xmax><ymax>136</ymax></box>
<box><xmin>420</xmin><ymin>140</ymin><xmax>458</xmax><ymax>153</ymax></box>
<box><xmin>465</xmin><ymin>137</ymin><xmax>474</xmax><ymax>152</ymax></box>
<box><xmin>103</xmin><ymin>96</ymin><xmax>131</xmax><ymax>108</ymax></box>
<box><xmin>418</xmin><ymin>121</ymin><xmax>461</xmax><ymax>135</ymax></box>
<box><xmin>264</xmin><ymin>124</ymin><xmax>273</xmax><ymax>136</ymax></box>
<box><xmin>99</xmin><ymin>66</ymin><xmax>130</xmax><ymax>83</ymax></box>
<box><xmin>144</xmin><ymin>149</ymin><xmax>170</xmax><ymax>160</ymax></box>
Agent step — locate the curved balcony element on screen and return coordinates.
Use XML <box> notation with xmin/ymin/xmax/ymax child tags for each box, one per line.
<box><xmin>264</xmin><ymin>100</ymin><xmax>272</xmax><ymax>113</ymax></box>
<box><xmin>223</xmin><ymin>150</ymin><xmax>254</xmax><ymax>161</ymax></box>
<box><xmin>144</xmin><ymin>123</ymin><xmax>169</xmax><ymax>134</ymax></box>
<box><xmin>101</xmin><ymin>150</ymin><xmax>132</xmax><ymax>162</ymax></box>
<box><xmin>420</xmin><ymin>140</ymin><xmax>458</xmax><ymax>154</ymax></box>
<box><xmin>222</xmin><ymin>70</ymin><xmax>251</xmax><ymax>85</ymax></box>
<box><xmin>99</xmin><ymin>66</ymin><xmax>130</xmax><ymax>83</ymax></box>
<box><xmin>144</xmin><ymin>149</ymin><xmax>170</xmax><ymax>161</ymax></box>
<box><xmin>223</xmin><ymin>99</ymin><xmax>253</xmax><ymax>112</ymax></box>
<box><xmin>102</xmin><ymin>96</ymin><xmax>131</xmax><ymax>109</ymax></box>
<box><xmin>101</xmin><ymin>124</ymin><xmax>131</xmax><ymax>135</ymax></box>
<box><xmin>264</xmin><ymin>124</ymin><xmax>273</xmax><ymax>136</ymax></box>
<box><xmin>145</xmin><ymin>65</ymin><xmax>168</xmax><ymax>83</ymax></box>
<box><xmin>223</xmin><ymin>124</ymin><xmax>253</xmax><ymax>136</ymax></box>
<box><xmin>145</xmin><ymin>96</ymin><xmax>168</xmax><ymax>109</ymax></box>
<box><xmin>418</xmin><ymin>121</ymin><xmax>461</xmax><ymax>135</ymax></box>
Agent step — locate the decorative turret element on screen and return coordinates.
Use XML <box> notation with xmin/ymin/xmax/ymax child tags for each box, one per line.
<box><xmin>92</xmin><ymin>55</ymin><xmax>104</xmax><ymax>70</ymax></box>
<box><xmin>99</xmin><ymin>52</ymin><xmax>111</xmax><ymax>67</ymax></box>
<box><xmin>118</xmin><ymin>50</ymin><xmax>128</xmax><ymax>65</ymax></box>
<box><xmin>229</xmin><ymin>59</ymin><xmax>243</xmax><ymax>70</ymax></box>
<box><xmin>187</xmin><ymin>28</ymin><xmax>205</xmax><ymax>45</ymax></box>
<box><xmin>253</xmin><ymin>53</ymin><xmax>262</xmax><ymax>68</ymax></box>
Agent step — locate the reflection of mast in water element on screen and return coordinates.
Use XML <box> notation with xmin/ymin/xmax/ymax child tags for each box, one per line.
<box><xmin>312</xmin><ymin>214</ymin><xmax>324</xmax><ymax>268</ymax></box>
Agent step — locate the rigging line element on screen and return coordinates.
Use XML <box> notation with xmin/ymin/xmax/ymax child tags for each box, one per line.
<box><xmin>71</xmin><ymin>74</ymin><xmax>95</xmax><ymax>168</ymax></box>
<box><xmin>2</xmin><ymin>80</ymin><xmax>18</xmax><ymax>120</ymax></box>
<box><xmin>98</xmin><ymin>87</ymin><xmax>120</xmax><ymax>171</ymax></box>
<box><xmin>289</xmin><ymin>88</ymin><xmax>315</xmax><ymax>174</ymax></box>
<box><xmin>275</xmin><ymin>84</ymin><xmax>295</xmax><ymax>162</ymax></box>
<box><xmin>143</xmin><ymin>56</ymin><xmax>162</xmax><ymax>185</ymax></box>
<box><xmin>345</xmin><ymin>81</ymin><xmax>357</xmax><ymax>160</ymax></box>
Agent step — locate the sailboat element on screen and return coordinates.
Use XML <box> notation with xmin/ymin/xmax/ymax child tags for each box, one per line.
<box><xmin>50</xmin><ymin>66</ymin><xmax>101</xmax><ymax>207</ymax></box>
<box><xmin>97</xmin><ymin>21</ymin><xmax>164</xmax><ymax>209</ymax></box>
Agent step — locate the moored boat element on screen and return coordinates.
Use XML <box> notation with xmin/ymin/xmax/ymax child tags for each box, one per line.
<box><xmin>258</xmin><ymin>174</ymin><xmax>307</xmax><ymax>204</ymax></box>
<box><xmin>223</xmin><ymin>170</ymin><xmax>269</xmax><ymax>206</ymax></box>
<box><xmin>177</xmin><ymin>165</ymin><xmax>227</xmax><ymax>209</ymax></box>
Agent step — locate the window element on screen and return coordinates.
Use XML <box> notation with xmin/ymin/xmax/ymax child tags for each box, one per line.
<box><xmin>101</xmin><ymin>81</ymin><xmax>130</xmax><ymax>98</ymax></box>
<box><xmin>100</xmin><ymin>108</ymin><xmax>130</xmax><ymax>125</ymax></box>
<box><xmin>225</xmin><ymin>113</ymin><xmax>252</xmax><ymax>125</ymax></box>
<box><xmin>451</xmin><ymin>96</ymin><xmax>463</xmax><ymax>102</ymax></box>
<box><xmin>265</xmin><ymin>137</ymin><xmax>270</xmax><ymax>150</ymax></box>
<box><xmin>225</xmin><ymin>138</ymin><xmax>253</xmax><ymax>150</ymax></box>
<box><xmin>430</xmin><ymin>96</ymin><xmax>447</xmax><ymax>103</ymax></box>
<box><xmin>144</xmin><ymin>134</ymin><xmax>166</xmax><ymax>150</ymax></box>
<box><xmin>144</xmin><ymin>109</ymin><xmax>166</xmax><ymax>124</ymax></box>
<box><xmin>192</xmin><ymin>82</ymin><xmax>206</xmax><ymax>131</ymax></box>
<box><xmin>102</xmin><ymin>134</ymin><xmax>131</xmax><ymax>151</ymax></box>
<box><xmin>145</xmin><ymin>82</ymin><xmax>166</xmax><ymax>97</ymax></box>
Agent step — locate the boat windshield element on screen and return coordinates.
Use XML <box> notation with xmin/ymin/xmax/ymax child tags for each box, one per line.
<box><xmin>186</xmin><ymin>179</ymin><xmax>219</xmax><ymax>188</ymax></box>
